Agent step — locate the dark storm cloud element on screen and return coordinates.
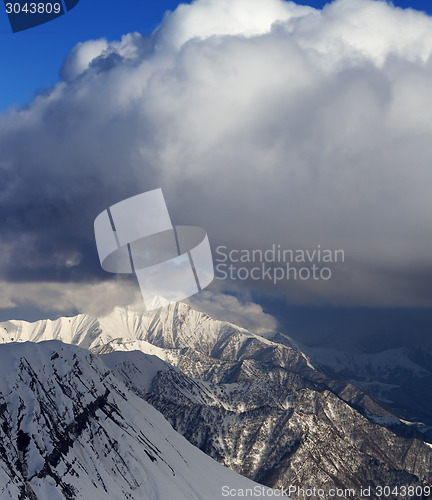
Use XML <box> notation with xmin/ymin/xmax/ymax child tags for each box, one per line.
<box><xmin>0</xmin><ymin>0</ymin><xmax>432</xmax><ymax>315</ymax></box>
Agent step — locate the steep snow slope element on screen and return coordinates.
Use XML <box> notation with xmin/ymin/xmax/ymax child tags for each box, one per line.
<box><xmin>0</xmin><ymin>340</ymin><xmax>278</xmax><ymax>500</ymax></box>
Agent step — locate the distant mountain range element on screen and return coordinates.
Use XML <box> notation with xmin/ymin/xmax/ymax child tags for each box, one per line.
<box><xmin>1</xmin><ymin>303</ymin><xmax>431</xmax><ymax>499</ymax></box>
<box><xmin>273</xmin><ymin>333</ymin><xmax>432</xmax><ymax>431</ymax></box>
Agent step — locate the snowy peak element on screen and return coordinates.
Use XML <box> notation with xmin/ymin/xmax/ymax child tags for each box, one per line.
<box><xmin>0</xmin><ymin>302</ymin><xmax>287</xmax><ymax>359</ymax></box>
<box><xmin>0</xmin><ymin>303</ymin><xmax>229</xmax><ymax>352</ymax></box>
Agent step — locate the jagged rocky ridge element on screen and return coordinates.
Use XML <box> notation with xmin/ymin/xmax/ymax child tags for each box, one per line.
<box><xmin>1</xmin><ymin>304</ymin><xmax>432</xmax><ymax>499</ymax></box>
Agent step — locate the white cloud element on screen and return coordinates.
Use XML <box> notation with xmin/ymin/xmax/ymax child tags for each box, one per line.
<box><xmin>186</xmin><ymin>290</ymin><xmax>278</xmax><ymax>334</ymax></box>
<box><xmin>60</xmin><ymin>39</ymin><xmax>108</xmax><ymax>81</ymax></box>
<box><xmin>1</xmin><ymin>0</ymin><xmax>432</xmax><ymax>313</ymax></box>
<box><xmin>155</xmin><ymin>0</ymin><xmax>313</xmax><ymax>50</ymax></box>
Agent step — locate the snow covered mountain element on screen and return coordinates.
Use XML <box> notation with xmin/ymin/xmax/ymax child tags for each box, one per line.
<box><xmin>1</xmin><ymin>304</ymin><xmax>432</xmax><ymax>499</ymax></box>
<box><xmin>0</xmin><ymin>304</ymin><xmax>401</xmax><ymax>423</ymax></box>
<box><xmin>0</xmin><ymin>340</ymin><xmax>277</xmax><ymax>499</ymax></box>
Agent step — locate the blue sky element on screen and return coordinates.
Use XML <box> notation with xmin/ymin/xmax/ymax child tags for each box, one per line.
<box><xmin>1</xmin><ymin>0</ymin><xmax>431</xmax><ymax>111</ymax></box>
<box><xmin>0</xmin><ymin>0</ymin><xmax>189</xmax><ymax>110</ymax></box>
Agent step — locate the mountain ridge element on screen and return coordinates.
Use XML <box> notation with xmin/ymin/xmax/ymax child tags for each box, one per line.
<box><xmin>2</xmin><ymin>303</ymin><xmax>432</xmax><ymax>498</ymax></box>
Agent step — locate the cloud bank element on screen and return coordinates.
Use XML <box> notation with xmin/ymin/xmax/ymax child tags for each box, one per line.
<box><xmin>186</xmin><ymin>290</ymin><xmax>278</xmax><ymax>334</ymax></box>
<box><xmin>1</xmin><ymin>0</ymin><xmax>432</xmax><ymax>322</ymax></box>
